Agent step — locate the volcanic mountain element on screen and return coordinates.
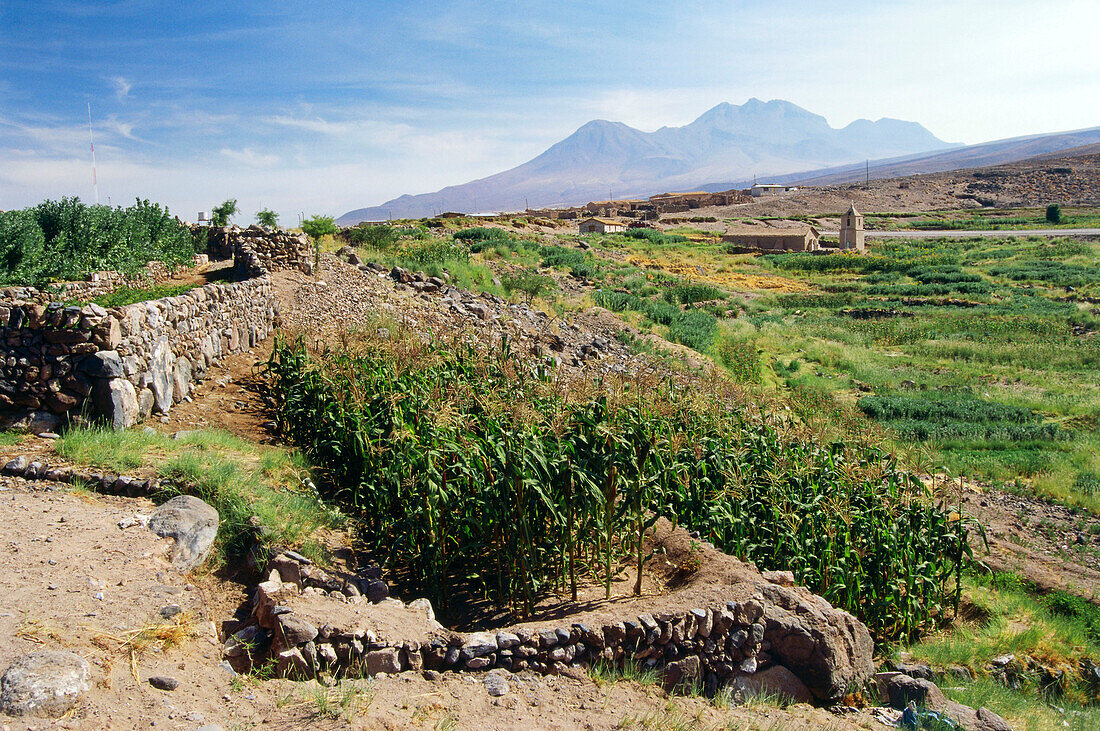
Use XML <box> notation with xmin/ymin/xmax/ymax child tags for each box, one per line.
<box><xmin>338</xmin><ymin>98</ymin><xmax>954</xmax><ymax>224</ymax></box>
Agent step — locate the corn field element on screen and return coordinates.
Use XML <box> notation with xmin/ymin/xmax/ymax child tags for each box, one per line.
<box><xmin>266</xmin><ymin>335</ymin><xmax>972</xmax><ymax>642</ymax></box>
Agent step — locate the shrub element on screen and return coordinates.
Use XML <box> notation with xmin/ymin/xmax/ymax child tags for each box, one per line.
<box><xmin>540</xmin><ymin>245</ymin><xmax>600</xmax><ymax>278</ymax></box>
<box><xmin>454</xmin><ymin>226</ymin><xmax>511</xmax><ymax>242</ymax></box>
<box><xmin>343</xmin><ymin>224</ymin><xmax>398</xmax><ymax>250</ymax></box>
<box><xmin>255</xmin><ymin>208</ymin><xmax>279</xmax><ymax>228</ymax></box>
<box><xmin>1046</xmin><ymin>204</ymin><xmax>1062</xmax><ymax>224</ymax></box>
<box><xmin>664</xmin><ymin>283</ymin><xmax>724</xmax><ymax>305</ymax></box>
<box><xmin>210</xmin><ymin>199</ymin><xmax>239</xmax><ymax>227</ymax></box>
<box><xmin>622</xmin><ymin>228</ymin><xmax>688</xmax><ymax>245</ymax></box>
<box><xmin>502</xmin><ymin>268</ymin><xmax>556</xmax><ymax>303</ymax></box>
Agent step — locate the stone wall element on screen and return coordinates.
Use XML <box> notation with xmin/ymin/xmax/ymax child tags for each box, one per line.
<box><xmin>226</xmin><ymin>550</ymin><xmax>873</xmax><ymax>703</ymax></box>
<box><xmin>0</xmin><ymin>230</ymin><xmax>306</xmax><ymax>432</ymax></box>
<box><xmin>194</xmin><ymin>225</ymin><xmax>314</xmax><ymax>276</ymax></box>
<box><xmin>0</xmin><ymin>259</ymin><xmax>202</xmax><ymax>305</ymax></box>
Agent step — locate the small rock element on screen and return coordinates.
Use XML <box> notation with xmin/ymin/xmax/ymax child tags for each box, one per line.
<box><xmin>148</xmin><ymin>676</ymin><xmax>179</xmax><ymax>691</ymax></box>
<box><xmin>484</xmin><ymin>674</ymin><xmax>510</xmax><ymax>697</ymax></box>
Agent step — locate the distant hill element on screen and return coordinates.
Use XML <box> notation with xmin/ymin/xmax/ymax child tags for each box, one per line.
<box><xmin>337</xmin><ymin>98</ymin><xmax>953</xmax><ymax>225</ymax></box>
<box><xmin>699</xmin><ymin>127</ymin><xmax>1100</xmax><ymax>190</ymax></box>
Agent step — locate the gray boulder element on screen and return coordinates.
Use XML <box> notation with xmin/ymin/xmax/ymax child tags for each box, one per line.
<box><xmin>92</xmin><ymin>377</ymin><xmax>140</xmax><ymax>430</ymax></box>
<box><xmin>149</xmin><ymin>495</ymin><xmax>219</xmax><ymax>570</ymax></box>
<box><xmin>0</xmin><ymin>650</ymin><xmax>90</xmax><ymax>717</ymax></box>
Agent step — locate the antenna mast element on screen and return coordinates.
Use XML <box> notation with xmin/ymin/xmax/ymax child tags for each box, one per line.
<box><xmin>88</xmin><ymin>103</ymin><xmax>100</xmax><ymax>205</ymax></box>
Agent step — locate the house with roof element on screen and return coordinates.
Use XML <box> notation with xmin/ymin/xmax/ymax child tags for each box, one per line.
<box><xmin>721</xmin><ymin>225</ymin><xmax>821</xmax><ymax>252</ymax></box>
<box><xmin>578</xmin><ymin>217</ymin><xmax>626</xmax><ymax>234</ymax></box>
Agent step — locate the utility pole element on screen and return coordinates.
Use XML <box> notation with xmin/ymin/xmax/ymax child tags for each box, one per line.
<box><xmin>865</xmin><ymin>160</ymin><xmax>869</xmax><ymax>185</ymax></box>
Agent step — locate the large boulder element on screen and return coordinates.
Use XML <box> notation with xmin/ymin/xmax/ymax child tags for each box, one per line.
<box><xmin>727</xmin><ymin>664</ymin><xmax>815</xmax><ymax>705</ymax></box>
<box><xmin>0</xmin><ymin>651</ymin><xmax>90</xmax><ymax>717</ymax></box>
<box><xmin>885</xmin><ymin>673</ymin><xmax>1012</xmax><ymax>731</ymax></box>
<box><xmin>757</xmin><ymin>581</ymin><xmax>875</xmax><ymax>701</ymax></box>
<box><xmin>91</xmin><ymin>377</ymin><xmax>140</xmax><ymax>430</ymax></box>
<box><xmin>149</xmin><ymin>495</ymin><xmax>219</xmax><ymax>570</ymax></box>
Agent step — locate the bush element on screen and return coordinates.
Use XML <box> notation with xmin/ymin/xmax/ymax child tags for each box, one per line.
<box><xmin>622</xmin><ymin>228</ymin><xmax>688</xmax><ymax>245</ymax></box>
<box><xmin>502</xmin><ymin>268</ymin><xmax>556</xmax><ymax>303</ymax></box>
<box><xmin>0</xmin><ymin>198</ymin><xmax>194</xmax><ymax>285</ymax></box>
<box><xmin>1046</xmin><ymin>204</ymin><xmax>1062</xmax><ymax>224</ymax></box>
<box><xmin>301</xmin><ymin>215</ymin><xmax>338</xmax><ymax>240</ymax></box>
<box><xmin>540</xmin><ymin>245</ymin><xmax>600</xmax><ymax>278</ymax></box>
<box><xmin>664</xmin><ymin>283</ymin><xmax>725</xmax><ymax>305</ymax></box>
<box><xmin>454</xmin><ymin>226</ymin><xmax>511</xmax><ymax>242</ymax></box>
<box><xmin>343</xmin><ymin>224</ymin><xmax>398</xmax><ymax>250</ymax></box>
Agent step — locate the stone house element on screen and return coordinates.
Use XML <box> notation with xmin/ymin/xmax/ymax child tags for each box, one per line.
<box><xmin>721</xmin><ymin>226</ymin><xmax>821</xmax><ymax>252</ymax></box>
<box><xmin>578</xmin><ymin>217</ymin><xmax>626</xmax><ymax>234</ymax></box>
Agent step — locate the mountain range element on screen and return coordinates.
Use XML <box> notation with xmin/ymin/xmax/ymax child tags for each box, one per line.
<box><xmin>337</xmin><ymin>99</ymin><xmax>1098</xmax><ymax>225</ymax></box>
<box><xmin>337</xmin><ymin>98</ymin><xmax>954</xmax><ymax>224</ymax></box>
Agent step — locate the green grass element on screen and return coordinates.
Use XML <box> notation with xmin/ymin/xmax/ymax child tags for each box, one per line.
<box><xmin>54</xmin><ymin>425</ymin><xmax>343</xmax><ymax>565</ymax></box>
<box><xmin>903</xmin><ymin>573</ymin><xmax>1100</xmax><ymax>729</ymax></box>
<box><xmin>85</xmin><ymin>282</ymin><xmax>197</xmax><ymax>308</ymax></box>
<box><xmin>588</xmin><ymin>659</ymin><xmax>662</xmax><ymax>688</ymax></box>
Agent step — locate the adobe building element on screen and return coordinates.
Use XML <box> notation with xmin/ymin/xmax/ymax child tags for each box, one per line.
<box><xmin>749</xmin><ymin>183</ymin><xmax>798</xmax><ymax>197</ymax></box>
<box><xmin>721</xmin><ymin>225</ymin><xmax>821</xmax><ymax>252</ymax></box>
<box><xmin>839</xmin><ymin>203</ymin><xmax>865</xmax><ymax>252</ymax></box>
<box><xmin>578</xmin><ymin>217</ymin><xmax>626</xmax><ymax>234</ymax></box>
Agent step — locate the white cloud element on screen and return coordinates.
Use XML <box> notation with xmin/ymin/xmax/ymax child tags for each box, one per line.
<box><xmin>109</xmin><ymin>76</ymin><xmax>133</xmax><ymax>99</ymax></box>
<box><xmin>219</xmin><ymin>147</ymin><xmax>280</xmax><ymax>167</ymax></box>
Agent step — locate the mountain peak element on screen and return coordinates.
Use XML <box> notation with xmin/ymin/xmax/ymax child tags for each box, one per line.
<box><xmin>337</xmin><ymin>100</ymin><xmax>953</xmax><ymax>224</ymax></box>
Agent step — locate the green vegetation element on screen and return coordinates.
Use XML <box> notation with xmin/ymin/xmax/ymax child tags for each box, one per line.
<box><xmin>255</xmin><ymin>208</ymin><xmax>279</xmax><ymax>228</ymax></box>
<box><xmin>906</xmin><ymin>571</ymin><xmax>1100</xmax><ymax>715</ymax></box>
<box><xmin>342</xmin><ymin>223</ymin><xmax>399</xmax><ymax>250</ymax></box>
<box><xmin>301</xmin><ymin>214</ymin><xmax>338</xmax><ymax>240</ymax></box>
<box><xmin>54</xmin><ymin>425</ymin><xmax>341</xmax><ymax>565</ymax></box>
<box><xmin>1047</xmin><ymin>204</ymin><xmax>1063</xmax><ymax>224</ymax></box>
<box><xmin>83</xmin><ymin>282</ymin><xmax>197</xmax><ymax>308</ymax></box>
<box><xmin>210</xmin><ymin>199</ymin><xmax>239</xmax><ymax>227</ymax></box>
<box><xmin>0</xmin><ymin>197</ymin><xmax>195</xmax><ymax>285</ymax></box>
<box><xmin>594</xmin><ymin>290</ymin><xmax>718</xmax><ymax>352</ymax></box>
<box><xmin>267</xmin><ymin>333</ymin><xmax>971</xmax><ymax>640</ymax></box>
<box><xmin>501</xmin><ymin>267</ymin><xmax>556</xmax><ymax>303</ymax></box>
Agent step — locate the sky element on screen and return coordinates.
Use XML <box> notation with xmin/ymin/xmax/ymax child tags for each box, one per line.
<box><xmin>1</xmin><ymin>0</ymin><xmax>1098</xmax><ymax>223</ymax></box>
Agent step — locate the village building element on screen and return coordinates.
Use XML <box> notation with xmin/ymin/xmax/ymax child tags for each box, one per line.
<box><xmin>721</xmin><ymin>225</ymin><xmax>821</xmax><ymax>252</ymax></box>
<box><xmin>749</xmin><ymin>183</ymin><xmax>798</xmax><ymax>197</ymax></box>
<box><xmin>578</xmin><ymin>217</ymin><xmax>626</xmax><ymax>234</ymax></box>
<box><xmin>838</xmin><ymin>203</ymin><xmax>865</xmax><ymax>252</ymax></box>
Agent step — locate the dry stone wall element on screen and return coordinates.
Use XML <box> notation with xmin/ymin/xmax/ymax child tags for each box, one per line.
<box><xmin>0</xmin><ymin>259</ymin><xmax>201</xmax><ymax>306</ymax></box>
<box><xmin>0</xmin><ymin>228</ymin><xmax>311</xmax><ymax>431</ymax></box>
<box><xmin>223</xmin><ymin>550</ymin><xmax>873</xmax><ymax>703</ymax></box>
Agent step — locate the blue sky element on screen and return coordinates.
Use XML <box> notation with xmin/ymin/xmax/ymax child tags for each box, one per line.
<box><xmin>1</xmin><ymin>0</ymin><xmax>1098</xmax><ymax>222</ymax></box>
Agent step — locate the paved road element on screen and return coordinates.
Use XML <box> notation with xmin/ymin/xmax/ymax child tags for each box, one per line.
<box><xmin>819</xmin><ymin>228</ymin><xmax>1100</xmax><ymax>239</ymax></box>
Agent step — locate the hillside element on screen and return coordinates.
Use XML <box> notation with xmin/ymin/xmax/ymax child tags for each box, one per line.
<box><xmin>337</xmin><ymin>98</ymin><xmax>952</xmax><ymax>224</ymax></box>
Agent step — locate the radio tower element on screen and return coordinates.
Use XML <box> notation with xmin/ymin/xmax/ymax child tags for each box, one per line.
<box><xmin>88</xmin><ymin>103</ymin><xmax>100</xmax><ymax>205</ymax></box>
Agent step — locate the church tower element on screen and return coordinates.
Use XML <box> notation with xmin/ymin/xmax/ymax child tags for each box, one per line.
<box><xmin>839</xmin><ymin>203</ymin><xmax>865</xmax><ymax>252</ymax></box>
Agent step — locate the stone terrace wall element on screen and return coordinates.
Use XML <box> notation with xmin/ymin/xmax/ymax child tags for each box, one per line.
<box><xmin>227</xmin><ymin>551</ymin><xmax>873</xmax><ymax>703</ymax></box>
<box><xmin>0</xmin><ymin>259</ymin><xmax>203</xmax><ymax>305</ymax></box>
<box><xmin>0</xmin><ymin>231</ymin><xmax>304</xmax><ymax>432</ymax></box>
<box><xmin>194</xmin><ymin>225</ymin><xmax>314</xmax><ymax>277</ymax></box>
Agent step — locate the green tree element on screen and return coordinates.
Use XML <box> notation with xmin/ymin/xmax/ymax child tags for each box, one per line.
<box><xmin>301</xmin><ymin>214</ymin><xmax>338</xmax><ymax>240</ymax></box>
<box><xmin>211</xmin><ymin>199</ymin><xmax>239</xmax><ymax>227</ymax></box>
<box><xmin>502</xmin><ymin>267</ymin><xmax>556</xmax><ymax>304</ymax></box>
<box><xmin>1046</xmin><ymin>204</ymin><xmax>1062</xmax><ymax>224</ymax></box>
<box><xmin>255</xmin><ymin>208</ymin><xmax>279</xmax><ymax>228</ymax></box>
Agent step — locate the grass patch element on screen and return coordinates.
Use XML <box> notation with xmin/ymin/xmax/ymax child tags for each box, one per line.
<box><xmin>85</xmin><ymin>282</ymin><xmax>197</xmax><ymax>308</ymax></box>
<box><xmin>54</xmin><ymin>425</ymin><xmax>342</xmax><ymax>566</ymax></box>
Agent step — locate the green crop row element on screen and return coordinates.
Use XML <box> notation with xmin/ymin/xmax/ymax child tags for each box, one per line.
<box><xmin>266</xmin><ymin>336</ymin><xmax>973</xmax><ymax>642</ymax></box>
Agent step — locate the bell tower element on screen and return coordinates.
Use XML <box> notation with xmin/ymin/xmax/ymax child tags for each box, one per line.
<box><xmin>839</xmin><ymin>203</ymin><xmax>865</xmax><ymax>252</ymax></box>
